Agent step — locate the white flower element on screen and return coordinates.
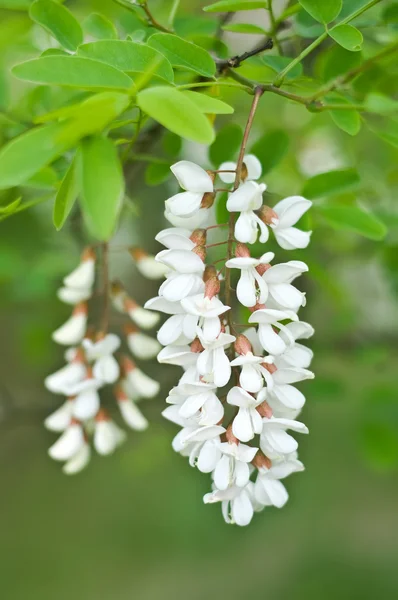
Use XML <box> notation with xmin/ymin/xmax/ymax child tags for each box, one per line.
<box><xmin>165</xmin><ymin>206</ymin><xmax>209</xmax><ymax>229</ymax></box>
<box><xmin>63</xmin><ymin>442</ymin><xmax>91</xmax><ymax>475</ymax></box>
<box><xmin>166</xmin><ymin>160</ymin><xmax>214</xmax><ymax>218</ymax></box>
<box><xmin>230</xmin><ymin>353</ymin><xmax>274</xmax><ymax>393</ymax></box>
<box><xmin>257</xmin><ymin>385</ymin><xmax>306</xmax><ymax>419</ymax></box>
<box><xmin>68</xmin><ymin>376</ymin><xmax>102</xmax><ymax>421</ymax></box>
<box><xmin>262</xmin><ymin>260</ymin><xmax>308</xmax><ymax>311</ymax></box>
<box><xmin>144</xmin><ymin>296</ymin><xmax>197</xmax><ymax>345</ymax></box>
<box><xmin>94</xmin><ymin>412</ymin><xmax>126</xmax><ymax>455</ymax></box>
<box><xmin>57</xmin><ymin>287</ymin><xmax>91</xmax><ymax>305</ymax></box>
<box><xmin>169</xmin><ymin>380</ymin><xmax>224</xmax><ymax>426</ymax></box>
<box><xmin>270</xmin><ymin>196</ymin><xmax>312</xmax><ymax>250</ymax></box>
<box><xmin>156</xmin><ymin>249</ymin><xmax>205</xmax><ymax>302</ymax></box>
<box><xmin>254</xmin><ymin>453</ymin><xmax>305</xmax><ymax>508</ymax></box>
<box><xmin>83</xmin><ymin>334</ymin><xmax>120</xmax><ymax>384</ymax></box>
<box><xmin>155</xmin><ymin>227</ymin><xmax>195</xmax><ymax>250</ymax></box>
<box><xmin>52</xmin><ymin>303</ymin><xmax>88</xmax><ymax>346</ymax></box>
<box><xmin>129</xmin><ymin>248</ymin><xmax>169</xmax><ymax>279</ymax></box>
<box><xmin>124</xmin><ymin>325</ymin><xmax>161</xmax><ymax>360</ymax></box>
<box><xmin>226</xmin><ymin>251</ymin><xmax>274</xmax><ymax>307</ymax></box>
<box><xmin>44</xmin><ymin>353</ymin><xmax>86</xmax><ymax>394</ymax></box>
<box><xmin>204</xmin><ymin>484</ymin><xmax>254</xmax><ymax>526</ymax></box>
<box><xmin>157</xmin><ymin>344</ymin><xmax>198</xmax><ymax>368</ymax></box>
<box><xmin>63</xmin><ymin>248</ymin><xmax>96</xmax><ymax>289</ymax></box>
<box><xmin>260</xmin><ymin>416</ymin><xmax>309</xmax><ymax>458</ymax></box>
<box><xmin>44</xmin><ymin>398</ymin><xmax>74</xmax><ymax>432</ymax></box>
<box><xmin>115</xmin><ymin>387</ymin><xmax>148</xmax><ymax>431</ymax></box>
<box><xmin>218</xmin><ymin>154</ymin><xmax>262</xmax><ymax>183</ymax></box>
<box><xmin>227</xmin><ymin>181</ymin><xmax>268</xmax><ymax>244</ymax></box>
<box><xmin>196</xmin><ymin>331</ymin><xmax>235</xmax><ymax>387</ymax></box>
<box><xmin>227</xmin><ymin>387</ymin><xmax>263</xmax><ymax>442</ymax></box>
<box><xmin>181</xmin><ymin>293</ymin><xmax>230</xmax><ymax>342</ymax></box>
<box><xmin>48</xmin><ymin>421</ymin><xmax>85</xmax><ymax>461</ymax></box>
<box><xmin>156</xmin><ymin>249</ymin><xmax>205</xmax><ymax>275</ymax></box>
<box><xmin>275</xmin><ymin>321</ymin><xmax>314</xmax><ymax>368</ymax></box>
<box><xmin>122</xmin><ymin>356</ymin><xmax>160</xmax><ymax>398</ymax></box>
<box><xmin>124</xmin><ymin>297</ymin><xmax>160</xmax><ymax>329</ymax></box>
<box><xmin>248</xmin><ymin>307</ymin><xmax>298</xmax><ymax>355</ymax></box>
<box><xmin>213</xmin><ymin>442</ymin><xmax>258</xmax><ymax>490</ymax></box>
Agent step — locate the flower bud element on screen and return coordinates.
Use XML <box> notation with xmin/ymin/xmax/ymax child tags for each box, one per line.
<box><xmin>190</xmin><ymin>229</ymin><xmax>207</xmax><ymax>246</ymax></box>
<box><xmin>204</xmin><ymin>276</ymin><xmax>220</xmax><ymax>299</ymax></box>
<box><xmin>203</xmin><ymin>265</ymin><xmax>218</xmax><ymax>282</ymax></box>
<box><xmin>190</xmin><ymin>338</ymin><xmax>204</xmax><ymax>353</ymax></box>
<box><xmin>225</xmin><ymin>423</ymin><xmax>239</xmax><ymax>445</ymax></box>
<box><xmin>235</xmin><ymin>243</ymin><xmax>250</xmax><ymax>258</ymax></box>
<box><xmin>192</xmin><ymin>245</ymin><xmax>207</xmax><ymax>262</ymax></box>
<box><xmin>256</xmin><ymin>401</ymin><xmax>273</xmax><ymax>418</ymax></box>
<box><xmin>257</xmin><ymin>205</ymin><xmax>278</xmax><ymax>226</ymax></box>
<box><xmin>255</xmin><ymin>263</ymin><xmax>271</xmax><ymax>276</ymax></box>
<box><xmin>262</xmin><ymin>362</ymin><xmax>277</xmax><ymax>374</ymax></box>
<box><xmin>200</xmin><ymin>191</ymin><xmax>216</xmax><ymax>209</ymax></box>
<box><xmin>252</xmin><ymin>451</ymin><xmax>272</xmax><ymax>470</ymax></box>
<box><xmin>234</xmin><ymin>334</ymin><xmax>252</xmax><ymax>356</ymax></box>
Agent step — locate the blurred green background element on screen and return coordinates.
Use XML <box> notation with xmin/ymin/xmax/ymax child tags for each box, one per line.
<box><xmin>1</xmin><ymin>0</ymin><xmax>398</xmax><ymax>598</ymax></box>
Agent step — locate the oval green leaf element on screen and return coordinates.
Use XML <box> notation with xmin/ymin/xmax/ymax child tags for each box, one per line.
<box><xmin>298</xmin><ymin>0</ymin><xmax>342</xmax><ymax>23</ymax></box>
<box><xmin>29</xmin><ymin>0</ymin><xmax>83</xmax><ymax>52</ymax></box>
<box><xmin>53</xmin><ymin>156</ymin><xmax>79</xmax><ymax>230</ymax></box>
<box><xmin>78</xmin><ymin>41</ymin><xmax>174</xmax><ymax>83</ymax></box>
<box><xmin>13</xmin><ymin>56</ymin><xmax>134</xmax><ymax>91</ymax></box>
<box><xmin>137</xmin><ymin>86</ymin><xmax>215</xmax><ymax>144</ymax></box>
<box><xmin>148</xmin><ymin>33</ymin><xmax>215</xmax><ymax>77</ymax></box>
<box><xmin>79</xmin><ymin>136</ymin><xmax>124</xmax><ymax>240</ymax></box>
<box><xmin>204</xmin><ymin>1</ymin><xmax>267</xmax><ymax>11</ymax></box>
<box><xmin>83</xmin><ymin>13</ymin><xmax>118</xmax><ymax>40</ymax></box>
<box><xmin>328</xmin><ymin>24</ymin><xmax>363</xmax><ymax>51</ymax></box>
<box><xmin>222</xmin><ymin>23</ymin><xmax>268</xmax><ymax>34</ymax></box>
<box><xmin>182</xmin><ymin>91</ymin><xmax>234</xmax><ymax>114</ymax></box>
<box><xmin>318</xmin><ymin>205</ymin><xmax>387</xmax><ymax>240</ymax></box>
<box><xmin>302</xmin><ymin>168</ymin><xmax>360</xmax><ymax>199</ymax></box>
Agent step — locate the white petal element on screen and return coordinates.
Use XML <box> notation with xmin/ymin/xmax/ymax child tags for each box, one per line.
<box><xmin>44</xmin><ymin>362</ymin><xmax>86</xmax><ymax>394</ymax></box>
<box><xmin>57</xmin><ymin>287</ymin><xmax>91</xmax><ymax>305</ymax></box>
<box><xmin>212</xmin><ymin>347</ymin><xmax>231</xmax><ymax>387</ymax></box>
<box><xmin>234</xmin><ymin>211</ymin><xmax>258</xmax><ymax>244</ymax></box>
<box><xmin>128</xmin><ymin>368</ymin><xmax>160</xmax><ymax>398</ymax></box>
<box><xmin>166</xmin><ymin>191</ymin><xmax>204</xmax><ymax>217</ymax></box>
<box><xmin>256</xmin><ymin>477</ymin><xmax>288</xmax><ymax>508</ymax></box>
<box><xmin>44</xmin><ymin>400</ymin><xmax>73</xmax><ymax>432</ymax></box>
<box><xmin>156</xmin><ymin>249</ymin><xmax>205</xmax><ymax>274</ymax></box>
<box><xmin>273</xmin><ymin>367</ymin><xmax>314</xmax><ymax>384</ymax></box>
<box><xmin>52</xmin><ymin>313</ymin><xmax>87</xmax><ymax>346</ymax></box>
<box><xmin>273</xmin><ymin>196</ymin><xmax>312</xmax><ymax>228</ymax></box>
<box><xmin>271</xmin><ymin>384</ymin><xmax>305</xmax><ymax>409</ymax></box>
<box><xmin>258</xmin><ymin>323</ymin><xmax>287</xmax><ymax>355</ymax></box>
<box><xmin>94</xmin><ymin>421</ymin><xmax>118</xmax><ymax>455</ymax></box>
<box><xmin>127</xmin><ymin>332</ymin><xmax>161</xmax><ymax>359</ymax></box>
<box><xmin>214</xmin><ymin>455</ymin><xmax>232</xmax><ymax>490</ymax></box>
<box><xmin>236</xmin><ymin>269</ymin><xmax>257</xmax><ymax>307</ymax></box>
<box><xmin>144</xmin><ymin>296</ymin><xmax>184</xmax><ymax>315</ymax></box>
<box><xmin>93</xmin><ymin>355</ymin><xmax>120</xmax><ymax>384</ymax></box>
<box><xmin>160</xmin><ymin>274</ymin><xmax>204</xmax><ymax>302</ymax></box>
<box><xmin>274</xmin><ymin>227</ymin><xmax>312</xmax><ymax>250</ymax></box>
<box><xmin>243</xmin><ymin>154</ymin><xmax>262</xmax><ymax>180</ymax></box>
<box><xmin>240</xmin><ymin>363</ymin><xmax>263</xmax><ymax>393</ymax></box>
<box><xmin>232</xmin><ymin>408</ymin><xmax>255</xmax><ymax>442</ymax></box>
<box><xmin>227</xmin><ymin>181</ymin><xmax>263</xmax><ymax>212</ymax></box>
<box><xmin>72</xmin><ymin>389</ymin><xmax>100</xmax><ymax>420</ymax></box>
<box><xmin>118</xmin><ymin>399</ymin><xmax>148</xmax><ymax>431</ymax></box>
<box><xmin>64</xmin><ymin>259</ymin><xmax>95</xmax><ymax>289</ymax></box>
<box><xmin>171</xmin><ymin>160</ymin><xmax>213</xmax><ymax>193</ymax></box>
<box><xmin>234</xmin><ymin>460</ymin><xmax>250</xmax><ymax>487</ymax></box>
<box><xmin>165</xmin><ymin>206</ymin><xmax>209</xmax><ymax>229</ymax></box>
<box><xmin>155</xmin><ymin>227</ymin><xmax>194</xmax><ymax>250</ymax></box>
<box><xmin>129</xmin><ymin>306</ymin><xmax>160</xmax><ymax>329</ymax></box>
<box><xmin>62</xmin><ymin>443</ymin><xmax>91</xmax><ymax>475</ymax></box>
<box><xmin>136</xmin><ymin>256</ymin><xmax>169</xmax><ymax>279</ymax></box>
<box><xmin>269</xmin><ymin>283</ymin><xmax>304</xmax><ymax>311</ymax></box>
<box><xmin>218</xmin><ymin>160</ymin><xmax>236</xmax><ymax>183</ymax></box>
<box><xmin>231</xmin><ymin>489</ymin><xmax>254</xmax><ymax>526</ymax></box>
<box><xmin>197</xmin><ymin>439</ymin><xmax>222</xmax><ymax>472</ymax></box>
<box><xmin>48</xmin><ymin>424</ymin><xmax>84</xmax><ymax>461</ymax></box>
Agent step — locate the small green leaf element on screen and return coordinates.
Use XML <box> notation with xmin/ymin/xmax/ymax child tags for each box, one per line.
<box><xmin>298</xmin><ymin>0</ymin><xmax>342</xmax><ymax>23</ymax></box>
<box><xmin>181</xmin><ymin>91</ymin><xmax>234</xmax><ymax>114</ymax></box>
<box><xmin>203</xmin><ymin>1</ymin><xmax>267</xmax><ymax>11</ymax></box>
<box><xmin>148</xmin><ymin>33</ymin><xmax>216</xmax><ymax>77</ymax></box>
<box><xmin>145</xmin><ymin>162</ymin><xmax>171</xmax><ymax>186</ymax></box>
<box><xmin>366</xmin><ymin>118</ymin><xmax>398</xmax><ymax>149</ymax></box>
<box><xmin>29</xmin><ymin>0</ymin><xmax>83</xmax><ymax>52</ymax></box>
<box><xmin>327</xmin><ymin>95</ymin><xmax>361</xmax><ymax>135</ymax></box>
<box><xmin>250</xmin><ymin>130</ymin><xmax>289</xmax><ymax>175</ymax></box>
<box><xmin>78</xmin><ymin>41</ymin><xmax>174</xmax><ymax>83</ymax></box>
<box><xmin>83</xmin><ymin>13</ymin><xmax>118</xmax><ymax>40</ymax></box>
<box><xmin>210</xmin><ymin>123</ymin><xmax>242</xmax><ymax>166</ymax></box>
<box><xmin>35</xmin><ymin>91</ymin><xmax>130</xmax><ymax>125</ymax></box>
<box><xmin>79</xmin><ymin>136</ymin><xmax>124</xmax><ymax>240</ymax></box>
<box><xmin>24</xmin><ymin>166</ymin><xmax>58</xmax><ymax>189</ymax></box>
<box><xmin>222</xmin><ymin>23</ymin><xmax>268</xmax><ymax>34</ymax></box>
<box><xmin>302</xmin><ymin>168</ymin><xmax>360</xmax><ymax>198</ymax></box>
<box><xmin>137</xmin><ymin>86</ymin><xmax>215</xmax><ymax>144</ymax></box>
<box><xmin>53</xmin><ymin>156</ymin><xmax>79</xmax><ymax>230</ymax></box>
<box><xmin>262</xmin><ymin>55</ymin><xmax>303</xmax><ymax>80</ymax></box>
<box><xmin>328</xmin><ymin>24</ymin><xmax>363</xmax><ymax>51</ymax></box>
<box><xmin>365</xmin><ymin>93</ymin><xmax>398</xmax><ymax>114</ymax></box>
<box><xmin>318</xmin><ymin>205</ymin><xmax>387</xmax><ymax>240</ymax></box>
<box><xmin>13</xmin><ymin>56</ymin><xmax>134</xmax><ymax>91</ymax></box>
<box><xmin>294</xmin><ymin>9</ymin><xmax>324</xmax><ymax>37</ymax></box>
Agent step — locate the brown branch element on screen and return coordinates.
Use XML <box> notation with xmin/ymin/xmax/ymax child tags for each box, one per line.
<box><xmin>217</xmin><ymin>38</ymin><xmax>274</xmax><ymax>73</ymax></box>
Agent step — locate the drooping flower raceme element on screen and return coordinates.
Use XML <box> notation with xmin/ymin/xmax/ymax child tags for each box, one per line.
<box><xmin>148</xmin><ymin>151</ymin><xmax>314</xmax><ymax>527</ymax></box>
<box><xmin>45</xmin><ymin>245</ymin><xmax>163</xmax><ymax>475</ymax></box>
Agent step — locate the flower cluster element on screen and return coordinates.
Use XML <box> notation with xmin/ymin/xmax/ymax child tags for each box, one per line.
<box><xmin>44</xmin><ymin>246</ymin><xmax>163</xmax><ymax>474</ymax></box>
<box><xmin>147</xmin><ymin>157</ymin><xmax>314</xmax><ymax>525</ymax></box>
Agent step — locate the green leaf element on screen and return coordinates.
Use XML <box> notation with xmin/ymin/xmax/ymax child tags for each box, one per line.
<box><xmin>13</xmin><ymin>56</ymin><xmax>134</xmax><ymax>92</ymax></box>
<box><xmin>29</xmin><ymin>0</ymin><xmax>83</xmax><ymax>52</ymax></box>
<box><xmin>203</xmin><ymin>1</ymin><xmax>267</xmax><ymax>11</ymax></box>
<box><xmin>83</xmin><ymin>13</ymin><xmax>118</xmax><ymax>40</ymax></box>
<box><xmin>79</xmin><ymin>136</ymin><xmax>124</xmax><ymax>240</ymax></box>
<box><xmin>148</xmin><ymin>33</ymin><xmax>216</xmax><ymax>77</ymax></box>
<box><xmin>327</xmin><ymin>95</ymin><xmax>361</xmax><ymax>135</ymax></box>
<box><xmin>366</xmin><ymin>119</ymin><xmax>398</xmax><ymax>149</ymax></box>
<box><xmin>0</xmin><ymin>93</ymin><xmax>130</xmax><ymax>188</ymax></box>
<box><xmin>364</xmin><ymin>93</ymin><xmax>398</xmax><ymax>114</ymax></box>
<box><xmin>318</xmin><ymin>205</ymin><xmax>387</xmax><ymax>240</ymax></box>
<box><xmin>250</xmin><ymin>130</ymin><xmax>289</xmax><ymax>175</ymax></box>
<box><xmin>53</xmin><ymin>156</ymin><xmax>79</xmax><ymax>230</ymax></box>
<box><xmin>181</xmin><ymin>91</ymin><xmax>234</xmax><ymax>114</ymax></box>
<box><xmin>302</xmin><ymin>168</ymin><xmax>360</xmax><ymax>198</ymax></box>
<box><xmin>0</xmin><ymin>197</ymin><xmax>22</xmax><ymax>214</ymax></box>
<box><xmin>210</xmin><ymin>123</ymin><xmax>242</xmax><ymax>166</ymax></box>
<box><xmin>328</xmin><ymin>23</ymin><xmax>363</xmax><ymax>51</ymax></box>
<box><xmin>145</xmin><ymin>162</ymin><xmax>171</xmax><ymax>186</ymax></box>
<box><xmin>222</xmin><ymin>23</ymin><xmax>268</xmax><ymax>34</ymax></box>
<box><xmin>294</xmin><ymin>9</ymin><xmax>324</xmax><ymax>37</ymax></box>
<box><xmin>322</xmin><ymin>45</ymin><xmax>362</xmax><ymax>81</ymax></box>
<box><xmin>298</xmin><ymin>0</ymin><xmax>342</xmax><ymax>23</ymax></box>
<box><xmin>0</xmin><ymin>0</ymin><xmax>31</xmax><ymax>8</ymax></box>
<box><xmin>78</xmin><ymin>41</ymin><xmax>174</xmax><ymax>83</ymax></box>
<box><xmin>262</xmin><ymin>55</ymin><xmax>303</xmax><ymax>80</ymax></box>
<box><xmin>24</xmin><ymin>165</ymin><xmax>58</xmax><ymax>189</ymax></box>
<box><xmin>137</xmin><ymin>86</ymin><xmax>215</xmax><ymax>144</ymax></box>
<box><xmin>35</xmin><ymin>91</ymin><xmax>130</xmax><ymax>125</ymax></box>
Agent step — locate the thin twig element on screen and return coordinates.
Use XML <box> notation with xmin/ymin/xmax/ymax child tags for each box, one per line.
<box><xmin>217</xmin><ymin>38</ymin><xmax>274</xmax><ymax>73</ymax></box>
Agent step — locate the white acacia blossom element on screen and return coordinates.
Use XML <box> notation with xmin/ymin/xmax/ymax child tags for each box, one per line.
<box><xmin>148</xmin><ymin>151</ymin><xmax>314</xmax><ymax>526</ymax></box>
<box><xmin>45</xmin><ymin>245</ymin><xmax>162</xmax><ymax>474</ymax></box>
